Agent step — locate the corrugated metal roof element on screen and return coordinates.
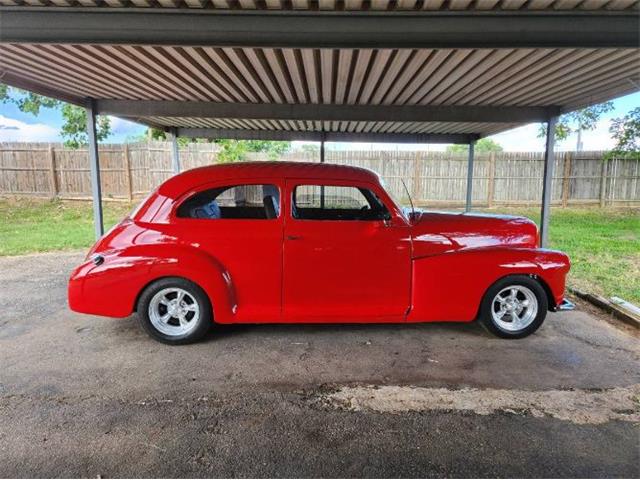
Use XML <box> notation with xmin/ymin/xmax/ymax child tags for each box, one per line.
<box><xmin>1</xmin><ymin>0</ymin><xmax>638</xmax><ymax>10</ymax></box>
<box><xmin>1</xmin><ymin>42</ymin><xmax>637</xmax><ymax>137</ymax></box>
<box><xmin>142</xmin><ymin>116</ymin><xmax>518</xmax><ymax>136</ymax></box>
<box><xmin>0</xmin><ymin>2</ymin><xmax>638</xmax><ymax>140</ymax></box>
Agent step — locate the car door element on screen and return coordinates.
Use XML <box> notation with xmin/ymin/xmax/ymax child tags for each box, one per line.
<box><xmin>282</xmin><ymin>179</ymin><xmax>412</xmax><ymax>323</ymax></box>
<box><xmin>173</xmin><ymin>180</ymin><xmax>283</xmax><ymax>323</ymax></box>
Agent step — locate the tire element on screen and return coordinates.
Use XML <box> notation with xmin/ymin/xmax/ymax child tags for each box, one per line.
<box><xmin>137</xmin><ymin>277</ymin><xmax>212</xmax><ymax>345</ymax></box>
<box><xmin>479</xmin><ymin>275</ymin><xmax>548</xmax><ymax>339</ymax></box>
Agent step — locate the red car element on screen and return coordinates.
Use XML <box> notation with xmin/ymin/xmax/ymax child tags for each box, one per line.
<box><xmin>69</xmin><ymin>162</ymin><xmax>573</xmax><ymax>344</ymax></box>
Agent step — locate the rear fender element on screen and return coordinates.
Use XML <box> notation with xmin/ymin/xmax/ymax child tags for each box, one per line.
<box><xmin>69</xmin><ymin>243</ymin><xmax>236</xmax><ymax>321</ymax></box>
<box><xmin>143</xmin><ymin>244</ymin><xmax>237</xmax><ymax>324</ymax></box>
<box><xmin>407</xmin><ymin>247</ymin><xmax>570</xmax><ymax>322</ymax></box>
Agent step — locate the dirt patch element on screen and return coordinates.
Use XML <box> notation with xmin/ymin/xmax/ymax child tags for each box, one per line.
<box><xmin>322</xmin><ymin>384</ymin><xmax>640</xmax><ymax>425</ymax></box>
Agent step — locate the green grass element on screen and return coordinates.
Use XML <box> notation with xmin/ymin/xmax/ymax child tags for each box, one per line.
<box><xmin>494</xmin><ymin>207</ymin><xmax>640</xmax><ymax>305</ymax></box>
<box><xmin>0</xmin><ymin>199</ymin><xmax>133</xmax><ymax>256</ymax></box>
<box><xmin>1</xmin><ymin>199</ymin><xmax>638</xmax><ymax>304</ymax></box>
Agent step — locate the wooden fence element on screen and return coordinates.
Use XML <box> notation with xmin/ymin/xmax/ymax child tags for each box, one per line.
<box><xmin>1</xmin><ymin>142</ymin><xmax>638</xmax><ymax>207</ymax></box>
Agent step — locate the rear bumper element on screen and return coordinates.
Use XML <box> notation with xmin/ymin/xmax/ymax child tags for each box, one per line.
<box><xmin>553</xmin><ymin>298</ymin><xmax>575</xmax><ymax>312</ymax></box>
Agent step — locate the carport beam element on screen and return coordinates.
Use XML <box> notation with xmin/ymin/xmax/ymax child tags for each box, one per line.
<box><xmin>540</xmin><ymin>116</ymin><xmax>558</xmax><ymax>248</ymax></box>
<box><xmin>86</xmin><ymin>98</ymin><xmax>104</xmax><ymax>239</ymax></box>
<box><xmin>465</xmin><ymin>141</ymin><xmax>476</xmax><ymax>213</ymax></box>
<box><xmin>168</xmin><ymin>128</ymin><xmax>180</xmax><ymax>174</ymax></box>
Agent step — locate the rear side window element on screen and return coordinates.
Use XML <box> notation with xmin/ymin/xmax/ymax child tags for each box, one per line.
<box><xmin>293</xmin><ymin>185</ymin><xmax>389</xmax><ymax>221</ymax></box>
<box><xmin>177</xmin><ymin>184</ymin><xmax>280</xmax><ymax>220</ymax></box>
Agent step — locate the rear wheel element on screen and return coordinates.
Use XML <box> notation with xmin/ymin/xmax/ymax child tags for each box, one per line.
<box><xmin>138</xmin><ymin>277</ymin><xmax>212</xmax><ymax>345</ymax></box>
<box><xmin>479</xmin><ymin>275</ymin><xmax>548</xmax><ymax>339</ymax></box>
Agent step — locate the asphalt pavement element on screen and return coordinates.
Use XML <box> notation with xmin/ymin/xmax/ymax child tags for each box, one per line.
<box><xmin>0</xmin><ymin>251</ymin><xmax>638</xmax><ymax>478</ymax></box>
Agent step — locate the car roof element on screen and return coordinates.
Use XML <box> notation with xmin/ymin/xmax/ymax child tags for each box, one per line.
<box><xmin>157</xmin><ymin>161</ymin><xmax>382</xmax><ymax>198</ymax></box>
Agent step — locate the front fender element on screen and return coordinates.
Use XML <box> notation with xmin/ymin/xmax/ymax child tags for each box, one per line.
<box><xmin>406</xmin><ymin>247</ymin><xmax>570</xmax><ymax>322</ymax></box>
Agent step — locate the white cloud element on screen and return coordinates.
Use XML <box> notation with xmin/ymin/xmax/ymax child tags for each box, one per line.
<box><xmin>560</xmin><ymin>118</ymin><xmax>616</xmax><ymax>152</ymax></box>
<box><xmin>487</xmin><ymin>119</ymin><xmax>616</xmax><ymax>152</ymax></box>
<box><xmin>0</xmin><ymin>115</ymin><xmax>59</xmax><ymax>142</ymax></box>
<box><xmin>108</xmin><ymin>115</ymin><xmax>145</xmax><ymax>136</ymax></box>
<box><xmin>487</xmin><ymin>124</ymin><xmax>546</xmax><ymax>152</ymax></box>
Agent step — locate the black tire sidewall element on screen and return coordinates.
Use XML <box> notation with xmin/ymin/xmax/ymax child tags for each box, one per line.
<box><xmin>138</xmin><ymin>277</ymin><xmax>212</xmax><ymax>345</ymax></box>
<box><xmin>480</xmin><ymin>275</ymin><xmax>548</xmax><ymax>339</ymax></box>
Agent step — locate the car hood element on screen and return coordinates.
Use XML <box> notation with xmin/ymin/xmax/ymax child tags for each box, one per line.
<box><xmin>410</xmin><ymin>211</ymin><xmax>539</xmax><ymax>258</ymax></box>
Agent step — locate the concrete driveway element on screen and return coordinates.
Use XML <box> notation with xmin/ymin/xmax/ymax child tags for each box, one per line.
<box><xmin>0</xmin><ymin>251</ymin><xmax>638</xmax><ymax>478</ymax></box>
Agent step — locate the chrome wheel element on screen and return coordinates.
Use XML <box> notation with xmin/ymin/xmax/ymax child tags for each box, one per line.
<box><xmin>491</xmin><ymin>285</ymin><xmax>538</xmax><ymax>332</ymax></box>
<box><xmin>148</xmin><ymin>287</ymin><xmax>200</xmax><ymax>337</ymax></box>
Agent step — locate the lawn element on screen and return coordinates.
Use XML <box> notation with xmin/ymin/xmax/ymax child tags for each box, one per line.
<box><xmin>501</xmin><ymin>207</ymin><xmax>640</xmax><ymax>305</ymax></box>
<box><xmin>0</xmin><ymin>199</ymin><xmax>133</xmax><ymax>256</ymax></box>
<box><xmin>0</xmin><ymin>199</ymin><xmax>638</xmax><ymax>304</ymax></box>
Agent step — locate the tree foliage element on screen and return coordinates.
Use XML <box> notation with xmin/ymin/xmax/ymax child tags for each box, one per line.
<box><xmin>609</xmin><ymin>107</ymin><xmax>640</xmax><ymax>158</ymax></box>
<box><xmin>211</xmin><ymin>139</ymin><xmax>291</xmax><ymax>163</ymax></box>
<box><xmin>148</xmin><ymin>128</ymin><xmax>291</xmax><ymax>162</ymax></box>
<box><xmin>0</xmin><ymin>84</ymin><xmax>111</xmax><ymax>148</ymax></box>
<box><xmin>59</xmin><ymin>104</ymin><xmax>111</xmax><ymax>149</ymax></box>
<box><xmin>538</xmin><ymin>102</ymin><xmax>614</xmax><ymax>141</ymax></box>
<box><xmin>301</xmin><ymin>143</ymin><xmax>321</xmax><ymax>154</ymax></box>
<box><xmin>446</xmin><ymin>138</ymin><xmax>503</xmax><ymax>153</ymax></box>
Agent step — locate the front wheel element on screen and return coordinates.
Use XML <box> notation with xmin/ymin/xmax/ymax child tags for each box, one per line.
<box><xmin>479</xmin><ymin>275</ymin><xmax>548</xmax><ymax>339</ymax></box>
<box><xmin>138</xmin><ymin>277</ymin><xmax>212</xmax><ymax>345</ymax></box>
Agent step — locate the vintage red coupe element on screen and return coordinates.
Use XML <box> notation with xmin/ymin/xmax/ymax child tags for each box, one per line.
<box><xmin>69</xmin><ymin>162</ymin><xmax>573</xmax><ymax>344</ymax></box>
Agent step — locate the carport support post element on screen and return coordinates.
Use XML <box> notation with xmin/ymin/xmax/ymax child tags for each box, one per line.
<box><xmin>465</xmin><ymin>141</ymin><xmax>475</xmax><ymax>212</ymax></box>
<box><xmin>86</xmin><ymin>98</ymin><xmax>103</xmax><ymax>239</ymax></box>
<box><xmin>168</xmin><ymin>127</ymin><xmax>181</xmax><ymax>174</ymax></box>
<box><xmin>540</xmin><ymin>116</ymin><xmax>558</xmax><ymax>248</ymax></box>
<box><xmin>320</xmin><ymin>134</ymin><xmax>325</xmax><ymax>208</ymax></box>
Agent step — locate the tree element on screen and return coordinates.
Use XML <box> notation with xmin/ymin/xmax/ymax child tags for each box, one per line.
<box><xmin>301</xmin><ymin>143</ymin><xmax>320</xmax><ymax>154</ymax></box>
<box><xmin>147</xmin><ymin>128</ymin><xmax>291</xmax><ymax>162</ymax></box>
<box><xmin>58</xmin><ymin>104</ymin><xmax>111</xmax><ymax>149</ymax></box>
<box><xmin>215</xmin><ymin>139</ymin><xmax>250</xmax><ymax>163</ymax></box>
<box><xmin>537</xmin><ymin>102</ymin><xmax>614</xmax><ymax>150</ymax></box>
<box><xmin>0</xmin><ymin>84</ymin><xmax>111</xmax><ymax>147</ymax></box>
<box><xmin>215</xmin><ymin>139</ymin><xmax>290</xmax><ymax>162</ymax></box>
<box><xmin>446</xmin><ymin>138</ymin><xmax>503</xmax><ymax>153</ymax></box>
<box><xmin>243</xmin><ymin>140</ymin><xmax>290</xmax><ymax>160</ymax></box>
<box><xmin>609</xmin><ymin>107</ymin><xmax>640</xmax><ymax>158</ymax></box>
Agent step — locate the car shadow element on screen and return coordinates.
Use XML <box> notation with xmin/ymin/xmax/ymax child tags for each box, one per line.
<box><xmin>204</xmin><ymin>320</ymin><xmax>490</xmax><ymax>343</ymax></box>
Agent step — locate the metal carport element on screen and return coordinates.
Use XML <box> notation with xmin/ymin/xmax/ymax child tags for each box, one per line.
<box><xmin>0</xmin><ymin>1</ymin><xmax>638</xmax><ymax>247</ymax></box>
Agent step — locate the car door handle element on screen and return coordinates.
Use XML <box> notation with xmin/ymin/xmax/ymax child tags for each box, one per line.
<box><xmin>286</xmin><ymin>235</ymin><xmax>302</xmax><ymax>241</ymax></box>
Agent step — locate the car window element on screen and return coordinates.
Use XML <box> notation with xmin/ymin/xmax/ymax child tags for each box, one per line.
<box><xmin>177</xmin><ymin>184</ymin><xmax>280</xmax><ymax>220</ymax></box>
<box><xmin>293</xmin><ymin>185</ymin><xmax>389</xmax><ymax>221</ymax></box>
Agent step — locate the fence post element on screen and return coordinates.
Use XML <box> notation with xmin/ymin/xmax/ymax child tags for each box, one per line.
<box><xmin>48</xmin><ymin>145</ymin><xmax>58</xmax><ymax>199</ymax></box>
<box><xmin>412</xmin><ymin>151</ymin><xmax>422</xmax><ymax>203</ymax></box>
<box><xmin>487</xmin><ymin>151</ymin><xmax>496</xmax><ymax>208</ymax></box>
<box><xmin>561</xmin><ymin>151</ymin><xmax>571</xmax><ymax>208</ymax></box>
<box><xmin>123</xmin><ymin>144</ymin><xmax>133</xmax><ymax>201</ymax></box>
<box><xmin>599</xmin><ymin>157</ymin><xmax>608</xmax><ymax>208</ymax></box>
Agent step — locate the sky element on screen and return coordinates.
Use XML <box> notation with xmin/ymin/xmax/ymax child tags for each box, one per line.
<box><xmin>1</xmin><ymin>91</ymin><xmax>638</xmax><ymax>151</ymax></box>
